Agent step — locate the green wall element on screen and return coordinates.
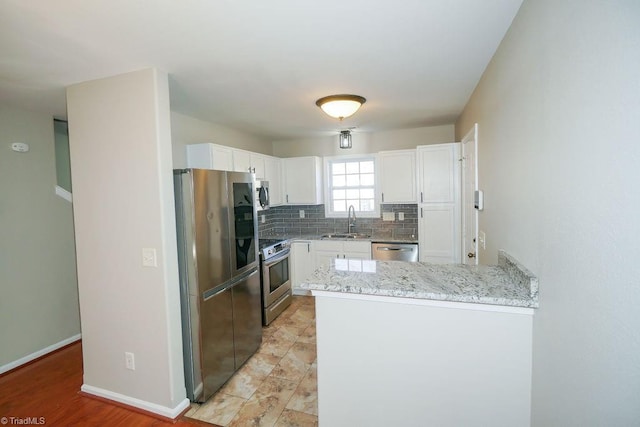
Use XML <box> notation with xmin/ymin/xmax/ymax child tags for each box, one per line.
<box><xmin>0</xmin><ymin>105</ymin><xmax>80</xmax><ymax>369</ymax></box>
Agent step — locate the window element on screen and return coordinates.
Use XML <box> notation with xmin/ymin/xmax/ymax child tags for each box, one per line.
<box><xmin>325</xmin><ymin>156</ymin><xmax>379</xmax><ymax>218</ymax></box>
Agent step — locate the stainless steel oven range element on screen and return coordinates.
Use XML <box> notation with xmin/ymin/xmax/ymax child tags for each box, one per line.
<box><xmin>259</xmin><ymin>238</ymin><xmax>292</xmax><ymax>325</ymax></box>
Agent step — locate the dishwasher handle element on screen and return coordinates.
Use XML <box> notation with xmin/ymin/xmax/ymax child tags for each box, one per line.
<box><xmin>371</xmin><ymin>243</ymin><xmax>419</xmax><ymax>262</ymax></box>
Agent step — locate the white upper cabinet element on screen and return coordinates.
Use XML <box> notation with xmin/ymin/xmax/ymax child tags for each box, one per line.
<box><xmin>264</xmin><ymin>156</ymin><xmax>283</xmax><ymax>206</ymax></box>
<box><xmin>233</xmin><ymin>150</ymin><xmax>267</xmax><ymax>179</ymax></box>
<box><xmin>232</xmin><ymin>149</ymin><xmax>252</xmax><ymax>173</ymax></box>
<box><xmin>186</xmin><ymin>143</ymin><xmax>233</xmax><ymax>171</ymax></box>
<box><xmin>379</xmin><ymin>149</ymin><xmax>417</xmax><ymax>203</ymax></box>
<box><xmin>283</xmin><ymin>156</ymin><xmax>323</xmax><ymax>205</ymax></box>
<box><xmin>417</xmin><ymin>143</ymin><xmax>460</xmax><ymax>203</ymax></box>
<box><xmin>250</xmin><ymin>153</ymin><xmax>266</xmax><ymax>179</ymax></box>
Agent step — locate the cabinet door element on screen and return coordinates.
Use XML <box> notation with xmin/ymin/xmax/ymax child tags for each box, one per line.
<box><xmin>283</xmin><ymin>157</ymin><xmax>323</xmax><ymax>205</ymax></box>
<box><xmin>232</xmin><ymin>149</ymin><xmax>252</xmax><ymax>173</ymax></box>
<box><xmin>343</xmin><ymin>241</ymin><xmax>372</xmax><ymax>259</ymax></box>
<box><xmin>250</xmin><ymin>153</ymin><xmax>266</xmax><ymax>180</ymax></box>
<box><xmin>417</xmin><ymin>143</ymin><xmax>460</xmax><ymax>204</ymax></box>
<box><xmin>186</xmin><ymin>143</ymin><xmax>233</xmax><ymax>171</ymax></box>
<box><xmin>314</xmin><ymin>250</ymin><xmax>341</xmax><ymax>268</ymax></box>
<box><xmin>379</xmin><ymin>150</ymin><xmax>417</xmax><ymax>203</ymax></box>
<box><xmin>264</xmin><ymin>156</ymin><xmax>283</xmax><ymax>206</ymax></box>
<box><xmin>291</xmin><ymin>241</ymin><xmax>314</xmax><ymax>294</ymax></box>
<box><xmin>418</xmin><ymin>204</ymin><xmax>460</xmax><ymax>263</ymax></box>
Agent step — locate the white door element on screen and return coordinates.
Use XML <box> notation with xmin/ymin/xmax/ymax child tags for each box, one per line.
<box><xmin>461</xmin><ymin>124</ymin><xmax>478</xmax><ymax>265</ymax></box>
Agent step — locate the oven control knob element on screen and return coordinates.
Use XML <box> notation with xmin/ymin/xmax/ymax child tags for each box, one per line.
<box><xmin>267</xmin><ymin>249</ymin><xmax>273</xmax><ymax>256</ymax></box>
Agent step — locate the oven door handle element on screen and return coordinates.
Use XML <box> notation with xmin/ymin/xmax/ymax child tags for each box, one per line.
<box><xmin>263</xmin><ymin>249</ymin><xmax>291</xmax><ymax>266</ymax></box>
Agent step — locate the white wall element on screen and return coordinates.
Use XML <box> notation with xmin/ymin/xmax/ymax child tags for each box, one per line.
<box><xmin>67</xmin><ymin>69</ymin><xmax>187</xmax><ymax>416</ymax></box>
<box><xmin>315</xmin><ymin>295</ymin><xmax>532</xmax><ymax>427</ymax></box>
<box><xmin>456</xmin><ymin>0</ymin><xmax>640</xmax><ymax>425</ymax></box>
<box><xmin>0</xmin><ymin>105</ymin><xmax>80</xmax><ymax>370</ymax></box>
<box><xmin>171</xmin><ymin>111</ymin><xmax>272</xmax><ymax>168</ymax></box>
<box><xmin>272</xmin><ymin>124</ymin><xmax>454</xmax><ymax>157</ymax></box>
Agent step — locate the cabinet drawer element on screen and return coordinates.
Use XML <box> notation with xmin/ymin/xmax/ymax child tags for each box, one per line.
<box><xmin>343</xmin><ymin>240</ymin><xmax>371</xmax><ymax>253</ymax></box>
<box><xmin>314</xmin><ymin>240</ymin><xmax>344</xmax><ymax>252</ymax></box>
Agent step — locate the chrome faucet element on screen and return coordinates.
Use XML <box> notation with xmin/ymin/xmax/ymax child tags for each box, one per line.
<box><xmin>347</xmin><ymin>205</ymin><xmax>356</xmax><ymax>234</ymax></box>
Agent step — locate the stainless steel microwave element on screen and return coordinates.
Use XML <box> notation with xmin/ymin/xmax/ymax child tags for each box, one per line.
<box><xmin>256</xmin><ymin>180</ymin><xmax>269</xmax><ymax>211</ymax></box>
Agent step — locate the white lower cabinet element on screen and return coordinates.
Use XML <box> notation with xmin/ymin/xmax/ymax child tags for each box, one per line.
<box><xmin>417</xmin><ymin>142</ymin><xmax>461</xmax><ymax>263</ymax></box>
<box><xmin>313</xmin><ymin>240</ymin><xmax>371</xmax><ymax>268</ymax></box>
<box><xmin>290</xmin><ymin>239</ymin><xmax>372</xmax><ymax>293</ymax></box>
<box><xmin>290</xmin><ymin>241</ymin><xmax>314</xmax><ymax>295</ymax></box>
<box><xmin>419</xmin><ymin>204</ymin><xmax>460</xmax><ymax>263</ymax></box>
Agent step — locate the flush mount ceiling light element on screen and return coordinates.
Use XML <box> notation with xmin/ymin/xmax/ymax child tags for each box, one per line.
<box><xmin>316</xmin><ymin>94</ymin><xmax>366</xmax><ymax>121</ymax></box>
<box><xmin>339</xmin><ymin>130</ymin><xmax>352</xmax><ymax>149</ymax></box>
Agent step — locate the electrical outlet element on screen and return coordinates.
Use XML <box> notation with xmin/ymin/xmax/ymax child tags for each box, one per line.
<box><xmin>261</xmin><ymin>214</ymin><xmax>265</xmax><ymax>224</ymax></box>
<box><xmin>142</xmin><ymin>248</ymin><xmax>157</xmax><ymax>267</ymax></box>
<box><xmin>299</xmin><ymin>210</ymin><xmax>305</xmax><ymax>219</ymax></box>
<box><xmin>478</xmin><ymin>231</ymin><xmax>486</xmax><ymax>250</ymax></box>
<box><xmin>125</xmin><ymin>352</ymin><xmax>135</xmax><ymax>370</ymax></box>
<box><xmin>398</xmin><ymin>212</ymin><xmax>405</xmax><ymax>221</ymax></box>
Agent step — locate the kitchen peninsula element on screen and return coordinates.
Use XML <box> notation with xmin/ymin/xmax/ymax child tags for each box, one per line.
<box><xmin>300</xmin><ymin>250</ymin><xmax>538</xmax><ymax>427</ymax></box>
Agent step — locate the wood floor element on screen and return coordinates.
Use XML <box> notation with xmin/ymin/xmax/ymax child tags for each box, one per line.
<box><xmin>0</xmin><ymin>342</ymin><xmax>211</xmax><ymax>426</ymax></box>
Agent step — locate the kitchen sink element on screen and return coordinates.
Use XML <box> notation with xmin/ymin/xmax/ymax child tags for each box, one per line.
<box><xmin>320</xmin><ymin>233</ymin><xmax>371</xmax><ymax>240</ymax></box>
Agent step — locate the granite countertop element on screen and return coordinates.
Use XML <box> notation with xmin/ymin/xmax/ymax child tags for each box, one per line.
<box><xmin>299</xmin><ymin>250</ymin><xmax>539</xmax><ymax>309</ymax></box>
<box><xmin>259</xmin><ymin>233</ymin><xmax>418</xmax><ymax>244</ymax></box>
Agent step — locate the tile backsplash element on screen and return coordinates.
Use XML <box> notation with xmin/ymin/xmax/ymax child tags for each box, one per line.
<box><xmin>258</xmin><ymin>204</ymin><xmax>418</xmax><ymax>240</ymax></box>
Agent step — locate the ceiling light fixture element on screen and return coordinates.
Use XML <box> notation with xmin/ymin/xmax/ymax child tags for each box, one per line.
<box><xmin>339</xmin><ymin>130</ymin><xmax>352</xmax><ymax>149</ymax></box>
<box><xmin>316</xmin><ymin>94</ymin><xmax>366</xmax><ymax>121</ymax></box>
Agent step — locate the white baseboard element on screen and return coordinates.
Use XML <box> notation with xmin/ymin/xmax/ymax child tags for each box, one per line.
<box><xmin>0</xmin><ymin>333</ymin><xmax>82</xmax><ymax>375</ymax></box>
<box><xmin>81</xmin><ymin>384</ymin><xmax>190</xmax><ymax>419</ymax></box>
<box><xmin>292</xmin><ymin>288</ymin><xmax>311</xmax><ymax>296</ymax></box>
<box><xmin>55</xmin><ymin>185</ymin><xmax>73</xmax><ymax>202</ymax></box>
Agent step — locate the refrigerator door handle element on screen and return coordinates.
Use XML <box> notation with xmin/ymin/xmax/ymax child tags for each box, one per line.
<box><xmin>203</xmin><ymin>268</ymin><xmax>259</xmax><ymax>301</ymax></box>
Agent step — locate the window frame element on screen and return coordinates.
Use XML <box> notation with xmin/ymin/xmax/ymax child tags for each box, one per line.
<box><xmin>323</xmin><ymin>154</ymin><xmax>380</xmax><ymax>218</ymax></box>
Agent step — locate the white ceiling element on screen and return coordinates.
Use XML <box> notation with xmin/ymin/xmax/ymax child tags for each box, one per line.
<box><xmin>0</xmin><ymin>0</ymin><xmax>523</xmax><ymax>141</ymax></box>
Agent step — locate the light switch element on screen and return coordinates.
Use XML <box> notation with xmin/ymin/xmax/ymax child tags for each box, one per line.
<box><xmin>142</xmin><ymin>248</ymin><xmax>157</xmax><ymax>267</ymax></box>
<box><xmin>478</xmin><ymin>231</ymin><xmax>486</xmax><ymax>250</ymax></box>
<box><xmin>11</xmin><ymin>142</ymin><xmax>30</xmax><ymax>152</ymax></box>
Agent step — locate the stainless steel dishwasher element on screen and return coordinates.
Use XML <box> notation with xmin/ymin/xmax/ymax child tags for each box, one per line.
<box><xmin>371</xmin><ymin>242</ymin><xmax>419</xmax><ymax>262</ymax></box>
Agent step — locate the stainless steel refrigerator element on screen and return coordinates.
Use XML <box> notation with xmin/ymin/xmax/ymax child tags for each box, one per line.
<box><xmin>174</xmin><ymin>169</ymin><xmax>262</xmax><ymax>403</ymax></box>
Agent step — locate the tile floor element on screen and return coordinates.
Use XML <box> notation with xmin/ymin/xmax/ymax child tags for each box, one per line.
<box><xmin>185</xmin><ymin>295</ymin><xmax>318</xmax><ymax>427</ymax></box>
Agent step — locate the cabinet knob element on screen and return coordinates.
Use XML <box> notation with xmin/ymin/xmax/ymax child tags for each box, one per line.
<box><xmin>467</xmin><ymin>252</ymin><xmax>476</xmax><ymax>258</ymax></box>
